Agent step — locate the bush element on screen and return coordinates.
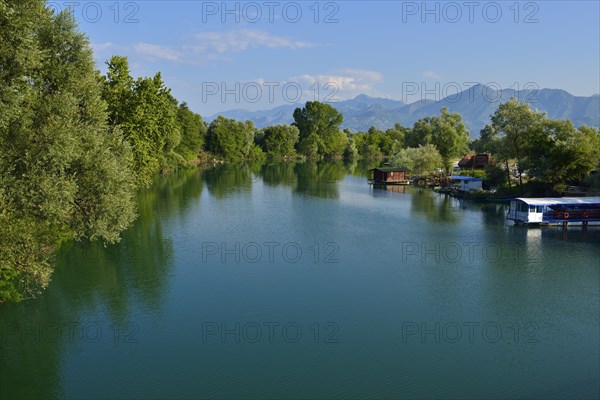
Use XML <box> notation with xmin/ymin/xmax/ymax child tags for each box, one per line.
<box><xmin>458</xmin><ymin>169</ymin><xmax>487</xmax><ymax>179</ymax></box>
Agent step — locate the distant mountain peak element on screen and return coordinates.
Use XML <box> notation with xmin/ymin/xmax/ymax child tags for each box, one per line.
<box><xmin>207</xmin><ymin>88</ymin><xmax>599</xmax><ymax>138</ymax></box>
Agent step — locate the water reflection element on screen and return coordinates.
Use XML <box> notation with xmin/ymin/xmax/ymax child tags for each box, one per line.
<box><xmin>260</xmin><ymin>162</ymin><xmax>297</xmax><ymax>188</ymax></box>
<box><xmin>203</xmin><ymin>162</ymin><xmax>261</xmax><ymax>198</ymax></box>
<box><xmin>371</xmin><ymin>184</ymin><xmax>409</xmax><ymax>193</ymax></box>
<box><xmin>293</xmin><ymin>161</ymin><xmax>346</xmax><ymax>199</ymax></box>
<box><xmin>0</xmin><ymin>169</ymin><xmax>204</xmax><ymax>399</ymax></box>
<box><xmin>203</xmin><ymin>160</ymin><xmax>349</xmax><ymax>199</ymax></box>
<box><xmin>410</xmin><ymin>189</ymin><xmax>460</xmax><ymax>224</ymax></box>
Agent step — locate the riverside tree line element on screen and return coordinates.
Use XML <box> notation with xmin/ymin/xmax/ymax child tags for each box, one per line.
<box><xmin>1</xmin><ymin>1</ymin><xmax>599</xmax><ymax>302</ymax></box>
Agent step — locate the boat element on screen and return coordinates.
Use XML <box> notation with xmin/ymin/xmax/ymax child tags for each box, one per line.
<box><xmin>506</xmin><ymin>197</ymin><xmax>600</xmax><ymax>225</ymax></box>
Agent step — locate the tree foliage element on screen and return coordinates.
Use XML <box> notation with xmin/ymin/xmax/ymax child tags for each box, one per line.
<box><xmin>293</xmin><ymin>101</ymin><xmax>346</xmax><ymax>159</ymax></box>
<box><xmin>479</xmin><ymin>99</ymin><xmax>600</xmax><ymax>192</ymax></box>
<box><xmin>0</xmin><ymin>1</ymin><xmax>136</xmax><ymax>302</ymax></box>
<box><xmin>206</xmin><ymin>116</ymin><xmax>256</xmax><ymax>160</ymax></box>
<box><xmin>405</xmin><ymin>108</ymin><xmax>469</xmax><ymax>172</ymax></box>
<box><xmin>176</xmin><ymin>102</ymin><xmax>207</xmax><ymax>161</ymax></box>
<box><xmin>488</xmin><ymin>99</ymin><xmax>545</xmax><ymax>188</ymax></box>
<box><xmin>391</xmin><ymin>145</ymin><xmax>443</xmax><ymax>176</ymax></box>
<box><xmin>352</xmin><ymin>124</ymin><xmax>405</xmax><ymax>159</ymax></box>
<box><xmin>101</xmin><ymin>57</ymin><xmax>182</xmax><ymax>185</ymax></box>
<box><xmin>261</xmin><ymin>125</ymin><xmax>299</xmax><ymax>158</ymax></box>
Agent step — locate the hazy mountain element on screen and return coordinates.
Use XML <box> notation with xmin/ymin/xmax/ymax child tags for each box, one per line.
<box><xmin>207</xmin><ymin>86</ymin><xmax>600</xmax><ymax>139</ymax></box>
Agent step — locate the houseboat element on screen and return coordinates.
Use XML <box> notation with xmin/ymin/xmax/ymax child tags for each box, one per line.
<box><xmin>449</xmin><ymin>175</ymin><xmax>484</xmax><ymax>192</ymax></box>
<box><xmin>368</xmin><ymin>167</ymin><xmax>411</xmax><ymax>185</ymax></box>
<box><xmin>506</xmin><ymin>197</ymin><xmax>600</xmax><ymax>225</ymax></box>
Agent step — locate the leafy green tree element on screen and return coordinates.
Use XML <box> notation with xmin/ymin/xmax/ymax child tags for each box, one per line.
<box><xmin>100</xmin><ymin>55</ymin><xmax>134</xmax><ymax>127</ymax></box>
<box><xmin>367</xmin><ymin>124</ymin><xmax>406</xmax><ymax>156</ymax></box>
<box><xmin>297</xmin><ymin>131</ymin><xmax>320</xmax><ymax>159</ymax></box>
<box><xmin>362</xmin><ymin>143</ymin><xmax>384</xmax><ymax>160</ymax></box>
<box><xmin>293</xmin><ymin>101</ymin><xmax>346</xmax><ymax>158</ymax></box>
<box><xmin>490</xmin><ymin>99</ymin><xmax>545</xmax><ymax>188</ymax></box>
<box><xmin>525</xmin><ymin>120</ymin><xmax>600</xmax><ymax>188</ymax></box>
<box><xmin>352</xmin><ymin>124</ymin><xmax>407</xmax><ymax>159</ymax></box>
<box><xmin>344</xmin><ymin>136</ymin><xmax>359</xmax><ymax>159</ymax></box>
<box><xmin>0</xmin><ymin>1</ymin><xmax>136</xmax><ymax>302</ymax></box>
<box><xmin>206</xmin><ymin>116</ymin><xmax>255</xmax><ymax>160</ymax></box>
<box><xmin>176</xmin><ymin>102</ymin><xmax>207</xmax><ymax>160</ymax></box>
<box><xmin>405</xmin><ymin>109</ymin><xmax>468</xmax><ymax>172</ymax></box>
<box><xmin>390</xmin><ymin>149</ymin><xmax>415</xmax><ymax>174</ymax></box>
<box><xmin>404</xmin><ymin>117</ymin><xmax>434</xmax><ymax>148</ymax></box>
<box><xmin>261</xmin><ymin>125</ymin><xmax>299</xmax><ymax>158</ymax></box>
<box><xmin>101</xmin><ymin>57</ymin><xmax>183</xmax><ymax>184</ymax></box>
<box><xmin>477</xmin><ymin>124</ymin><xmax>512</xmax><ymax>187</ymax></box>
<box><xmin>385</xmin><ymin>123</ymin><xmax>408</xmax><ymax>148</ymax></box>
<box><xmin>431</xmin><ymin>108</ymin><xmax>469</xmax><ymax>172</ymax></box>
<box><xmin>361</xmin><ymin>127</ymin><xmax>384</xmax><ymax>159</ymax></box>
<box><xmin>391</xmin><ymin>145</ymin><xmax>442</xmax><ymax>176</ymax></box>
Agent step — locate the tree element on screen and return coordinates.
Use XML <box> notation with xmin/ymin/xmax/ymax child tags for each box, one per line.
<box><xmin>206</xmin><ymin>116</ymin><xmax>255</xmax><ymax>160</ymax></box>
<box><xmin>477</xmin><ymin>124</ymin><xmax>512</xmax><ymax>187</ymax></box>
<box><xmin>490</xmin><ymin>99</ymin><xmax>545</xmax><ymax>188</ymax></box>
<box><xmin>101</xmin><ymin>57</ymin><xmax>182</xmax><ymax>185</ymax></box>
<box><xmin>261</xmin><ymin>125</ymin><xmax>300</xmax><ymax>158</ymax></box>
<box><xmin>430</xmin><ymin>108</ymin><xmax>470</xmax><ymax>172</ymax></box>
<box><xmin>176</xmin><ymin>102</ymin><xmax>207</xmax><ymax>161</ymax></box>
<box><xmin>0</xmin><ymin>2</ymin><xmax>136</xmax><ymax>302</ymax></box>
<box><xmin>404</xmin><ymin>117</ymin><xmax>434</xmax><ymax>148</ymax></box>
<box><xmin>297</xmin><ymin>131</ymin><xmax>320</xmax><ymax>159</ymax></box>
<box><xmin>344</xmin><ymin>136</ymin><xmax>359</xmax><ymax>159</ymax></box>
<box><xmin>406</xmin><ymin>109</ymin><xmax>469</xmax><ymax>172</ymax></box>
<box><xmin>292</xmin><ymin>101</ymin><xmax>346</xmax><ymax>158</ymax></box>
<box><xmin>385</xmin><ymin>123</ymin><xmax>407</xmax><ymax>154</ymax></box>
<box><xmin>525</xmin><ymin>121</ymin><xmax>600</xmax><ymax>189</ymax></box>
<box><xmin>386</xmin><ymin>123</ymin><xmax>408</xmax><ymax>147</ymax></box>
<box><xmin>391</xmin><ymin>145</ymin><xmax>443</xmax><ymax>176</ymax></box>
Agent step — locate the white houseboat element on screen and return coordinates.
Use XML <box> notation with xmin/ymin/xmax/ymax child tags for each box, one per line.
<box><xmin>506</xmin><ymin>197</ymin><xmax>600</xmax><ymax>225</ymax></box>
<box><xmin>449</xmin><ymin>175</ymin><xmax>484</xmax><ymax>192</ymax></box>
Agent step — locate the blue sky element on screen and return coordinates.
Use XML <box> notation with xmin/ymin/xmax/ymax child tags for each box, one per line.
<box><xmin>60</xmin><ymin>0</ymin><xmax>600</xmax><ymax>115</ymax></box>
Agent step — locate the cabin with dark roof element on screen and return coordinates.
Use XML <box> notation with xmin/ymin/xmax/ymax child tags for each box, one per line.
<box><xmin>458</xmin><ymin>153</ymin><xmax>492</xmax><ymax>170</ymax></box>
<box><xmin>369</xmin><ymin>167</ymin><xmax>408</xmax><ymax>184</ymax></box>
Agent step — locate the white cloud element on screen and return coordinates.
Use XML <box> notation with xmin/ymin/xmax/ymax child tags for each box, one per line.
<box><xmin>92</xmin><ymin>42</ymin><xmax>114</xmax><ymax>52</ymax></box>
<box><xmin>422</xmin><ymin>70</ymin><xmax>442</xmax><ymax>80</ymax></box>
<box><xmin>185</xmin><ymin>29</ymin><xmax>314</xmax><ymax>54</ymax></box>
<box><xmin>289</xmin><ymin>69</ymin><xmax>384</xmax><ymax>100</ymax></box>
<box><xmin>130</xmin><ymin>29</ymin><xmax>313</xmax><ymax>65</ymax></box>
<box><xmin>134</xmin><ymin>42</ymin><xmax>183</xmax><ymax>62</ymax></box>
<box><xmin>338</xmin><ymin>69</ymin><xmax>384</xmax><ymax>83</ymax></box>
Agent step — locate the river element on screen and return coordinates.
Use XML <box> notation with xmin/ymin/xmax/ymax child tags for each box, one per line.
<box><xmin>1</xmin><ymin>161</ymin><xmax>598</xmax><ymax>399</ymax></box>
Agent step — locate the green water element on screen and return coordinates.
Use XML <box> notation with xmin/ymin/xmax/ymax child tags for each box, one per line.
<box><xmin>1</xmin><ymin>161</ymin><xmax>599</xmax><ymax>399</ymax></box>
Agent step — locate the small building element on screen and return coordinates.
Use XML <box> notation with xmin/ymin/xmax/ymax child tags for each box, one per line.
<box><xmin>450</xmin><ymin>175</ymin><xmax>484</xmax><ymax>192</ymax></box>
<box><xmin>458</xmin><ymin>153</ymin><xmax>492</xmax><ymax>170</ymax></box>
<box><xmin>369</xmin><ymin>167</ymin><xmax>408</xmax><ymax>184</ymax></box>
<box><xmin>507</xmin><ymin>197</ymin><xmax>600</xmax><ymax>225</ymax></box>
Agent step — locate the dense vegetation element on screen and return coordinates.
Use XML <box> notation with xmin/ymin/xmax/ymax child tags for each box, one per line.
<box><xmin>0</xmin><ymin>1</ymin><xmax>205</xmax><ymax>302</ymax></box>
<box><xmin>473</xmin><ymin>99</ymin><xmax>600</xmax><ymax>193</ymax></box>
<box><xmin>1</xmin><ymin>1</ymin><xmax>599</xmax><ymax>303</ymax></box>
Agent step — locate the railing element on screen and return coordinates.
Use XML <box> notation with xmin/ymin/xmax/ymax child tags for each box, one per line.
<box><xmin>543</xmin><ymin>209</ymin><xmax>600</xmax><ymax>222</ymax></box>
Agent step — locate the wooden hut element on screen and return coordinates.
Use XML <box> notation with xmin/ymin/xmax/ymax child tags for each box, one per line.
<box><xmin>369</xmin><ymin>167</ymin><xmax>409</xmax><ymax>184</ymax></box>
<box><xmin>458</xmin><ymin>153</ymin><xmax>492</xmax><ymax>170</ymax></box>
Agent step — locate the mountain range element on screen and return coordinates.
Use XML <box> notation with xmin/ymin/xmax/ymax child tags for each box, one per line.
<box><xmin>207</xmin><ymin>85</ymin><xmax>600</xmax><ymax>139</ymax></box>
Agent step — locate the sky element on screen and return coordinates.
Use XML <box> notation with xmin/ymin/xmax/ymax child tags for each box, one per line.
<box><xmin>57</xmin><ymin>0</ymin><xmax>600</xmax><ymax>116</ymax></box>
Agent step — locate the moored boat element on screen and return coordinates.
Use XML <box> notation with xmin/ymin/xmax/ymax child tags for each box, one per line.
<box><xmin>506</xmin><ymin>197</ymin><xmax>600</xmax><ymax>225</ymax></box>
